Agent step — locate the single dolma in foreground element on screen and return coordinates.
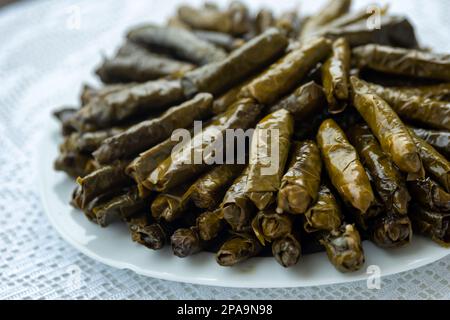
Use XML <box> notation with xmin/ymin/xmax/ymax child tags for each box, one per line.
<box><xmin>350</xmin><ymin>76</ymin><xmax>425</xmax><ymax>179</ymax></box>
<box><xmin>303</xmin><ymin>185</ymin><xmax>343</xmax><ymax>233</ymax></box>
<box><xmin>277</xmin><ymin>141</ymin><xmax>322</xmax><ymax>215</ymax></box>
<box><xmin>216</xmin><ymin>232</ymin><xmax>262</xmax><ymax>266</ymax></box>
<box><xmin>196</xmin><ymin>210</ymin><xmax>225</xmax><ymax>241</ymax></box>
<box><xmin>251</xmin><ymin>209</ymin><xmax>293</xmax><ymax>246</ymax></box>
<box><xmin>320</xmin><ymin>224</ymin><xmax>365</xmax><ymax>273</ymax></box>
<box><xmin>368</xmin><ymin>211</ymin><xmax>412</xmax><ymax>248</ymax></box>
<box><xmin>76</xmin><ymin>161</ymin><xmax>132</xmax><ymax>209</ymax></box>
<box><xmin>272</xmin><ymin>233</ymin><xmax>301</xmax><ymax>268</ymax></box>
<box><xmin>171</xmin><ymin>227</ymin><xmax>204</xmax><ymax>257</ymax></box>
<box><xmin>190</xmin><ymin>164</ymin><xmax>244</xmax><ymax>210</ymax></box>
<box><xmin>348</xmin><ymin>124</ymin><xmax>410</xmax><ymax>215</ymax></box>
<box><xmin>128</xmin><ymin>212</ymin><xmax>173</xmax><ymax>250</ymax></box>
<box><xmin>245</xmin><ymin>109</ymin><xmax>294</xmax><ymax>210</ymax></box>
<box><xmin>221</xmin><ymin>166</ymin><xmax>257</xmax><ymax>232</ymax></box>
<box><xmin>316</xmin><ymin>119</ymin><xmax>374</xmax><ymax>214</ymax></box>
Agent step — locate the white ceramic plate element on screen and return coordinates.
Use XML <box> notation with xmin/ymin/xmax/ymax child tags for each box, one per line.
<box><xmin>37</xmin><ymin>119</ymin><xmax>449</xmax><ymax>288</ymax></box>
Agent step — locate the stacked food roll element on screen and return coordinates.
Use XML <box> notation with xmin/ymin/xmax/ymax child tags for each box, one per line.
<box><xmin>54</xmin><ymin>0</ymin><xmax>450</xmax><ymax>273</ymax></box>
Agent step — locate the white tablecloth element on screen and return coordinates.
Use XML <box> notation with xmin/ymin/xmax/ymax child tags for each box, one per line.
<box><xmin>0</xmin><ymin>0</ymin><xmax>449</xmax><ymax>299</ymax></box>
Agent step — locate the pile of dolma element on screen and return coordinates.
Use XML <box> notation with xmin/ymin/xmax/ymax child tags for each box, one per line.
<box><xmin>53</xmin><ymin>0</ymin><xmax>450</xmax><ymax>273</ymax></box>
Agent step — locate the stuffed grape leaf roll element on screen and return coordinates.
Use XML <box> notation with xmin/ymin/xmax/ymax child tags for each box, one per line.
<box><xmin>350</xmin><ymin>76</ymin><xmax>425</xmax><ymax>180</ymax></box>
<box><xmin>245</xmin><ymin>109</ymin><xmax>294</xmax><ymax>210</ymax></box>
<box><xmin>277</xmin><ymin>141</ymin><xmax>322</xmax><ymax>215</ymax></box>
<box><xmin>93</xmin><ymin>93</ymin><xmax>213</xmax><ymax>164</ymax></box>
<box><xmin>348</xmin><ymin>124</ymin><xmax>410</xmax><ymax>215</ymax></box>
<box><xmin>353</xmin><ymin>44</ymin><xmax>450</xmax><ymax>81</ymax></box>
<box><xmin>127</xmin><ymin>24</ymin><xmax>227</xmax><ymax>65</ymax></box>
<box><xmin>316</xmin><ymin>119</ymin><xmax>374</xmax><ymax>214</ymax></box>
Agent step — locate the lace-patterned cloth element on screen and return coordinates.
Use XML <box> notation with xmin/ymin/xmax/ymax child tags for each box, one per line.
<box><xmin>0</xmin><ymin>0</ymin><xmax>449</xmax><ymax>299</ymax></box>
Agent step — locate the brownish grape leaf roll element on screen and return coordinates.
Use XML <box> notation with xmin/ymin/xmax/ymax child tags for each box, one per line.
<box><xmin>196</xmin><ymin>210</ymin><xmax>225</xmax><ymax>241</ymax></box>
<box><xmin>75</xmin><ymin>161</ymin><xmax>132</xmax><ymax>209</ymax></box>
<box><xmin>277</xmin><ymin>140</ymin><xmax>322</xmax><ymax>215</ymax></box>
<box><xmin>350</xmin><ymin>76</ymin><xmax>425</xmax><ymax>180</ymax></box>
<box><xmin>299</xmin><ymin>0</ymin><xmax>351</xmax><ymax>42</ymax></box>
<box><xmin>59</xmin><ymin>128</ymin><xmax>124</xmax><ymax>154</ymax></box>
<box><xmin>216</xmin><ymin>232</ymin><xmax>262</xmax><ymax>266</ymax></box>
<box><xmin>369</xmin><ymin>211</ymin><xmax>412</xmax><ymax>249</ymax></box>
<box><xmin>272</xmin><ymin>233</ymin><xmax>301</xmax><ymax>268</ymax></box>
<box><xmin>91</xmin><ymin>186</ymin><xmax>149</xmax><ymax>227</ymax></box>
<box><xmin>410</xmin><ymin>203</ymin><xmax>450</xmax><ymax>248</ymax></box>
<box><xmin>240</xmin><ymin>37</ymin><xmax>331</xmax><ymax>105</ymax></box>
<box><xmin>128</xmin><ymin>212</ymin><xmax>173</xmax><ymax>250</ymax></box>
<box><xmin>316</xmin><ymin>119</ymin><xmax>374</xmax><ymax>214</ymax></box>
<box><xmin>93</xmin><ymin>93</ymin><xmax>213</xmax><ymax>164</ymax></box>
<box><xmin>353</xmin><ymin>79</ymin><xmax>450</xmax><ymax>131</ymax></box>
<box><xmin>410</xmin><ymin>128</ymin><xmax>450</xmax><ymax>158</ymax></box>
<box><xmin>320</xmin><ymin>224</ymin><xmax>365</xmax><ymax>273</ymax></box>
<box><xmin>193</xmin><ymin>30</ymin><xmax>244</xmax><ymax>52</ymax></box>
<box><xmin>353</xmin><ymin>44</ymin><xmax>450</xmax><ymax>81</ymax></box>
<box><xmin>127</xmin><ymin>24</ymin><xmax>227</xmax><ymax>65</ymax></box>
<box><xmin>251</xmin><ymin>209</ymin><xmax>293</xmax><ymax>246</ymax></box>
<box><xmin>190</xmin><ymin>164</ymin><xmax>244</xmax><ymax>210</ymax></box>
<box><xmin>309</xmin><ymin>6</ymin><xmax>388</xmax><ymax>41</ymax></box>
<box><xmin>348</xmin><ymin>124</ymin><xmax>410</xmax><ymax>215</ymax></box>
<box><xmin>181</xmin><ymin>28</ymin><xmax>288</xmax><ymax>96</ymax></box>
<box><xmin>409</xmin><ymin>131</ymin><xmax>450</xmax><ymax>193</ymax></box>
<box><xmin>171</xmin><ymin>227</ymin><xmax>204</xmax><ymax>258</ymax></box>
<box><xmin>322</xmin><ymin>37</ymin><xmax>351</xmax><ymax>114</ymax></box>
<box><xmin>211</xmin><ymin>79</ymin><xmax>252</xmax><ymax>115</ymax></box>
<box><xmin>408</xmin><ymin>178</ymin><xmax>450</xmax><ymax>213</ymax></box>
<box><xmin>70</xmin><ymin>79</ymin><xmax>186</xmax><ymax>132</ymax></box>
<box><xmin>151</xmin><ymin>181</ymin><xmax>194</xmax><ymax>222</ymax></box>
<box><xmin>221</xmin><ymin>166</ymin><xmax>257</xmax><ymax>232</ymax></box>
<box><xmin>254</xmin><ymin>8</ymin><xmax>275</xmax><ymax>35</ymax></box>
<box><xmin>268</xmin><ymin>81</ymin><xmax>326</xmax><ymax>120</ymax></box>
<box><xmin>322</xmin><ymin>16</ymin><xmax>418</xmax><ymax>48</ymax></box>
<box><xmin>125</xmin><ymin>137</ymin><xmax>181</xmax><ymax>189</ymax></box>
<box><xmin>177</xmin><ymin>5</ymin><xmax>232</xmax><ymax>33</ymax></box>
<box><xmin>54</xmin><ymin>152</ymin><xmax>97</xmax><ymax>179</ymax></box>
<box><xmin>393</xmin><ymin>83</ymin><xmax>450</xmax><ymax>101</ymax></box>
<box><xmin>177</xmin><ymin>2</ymin><xmax>251</xmax><ymax>36</ymax></box>
<box><xmin>79</xmin><ymin>83</ymin><xmax>137</xmax><ymax>106</ymax></box>
<box><xmin>96</xmin><ymin>41</ymin><xmax>194</xmax><ymax>84</ymax></box>
<box><xmin>245</xmin><ymin>109</ymin><xmax>294</xmax><ymax>210</ymax></box>
<box><xmin>145</xmin><ymin>98</ymin><xmax>262</xmax><ymax>192</ymax></box>
<box><xmin>303</xmin><ymin>185</ymin><xmax>343</xmax><ymax>233</ymax></box>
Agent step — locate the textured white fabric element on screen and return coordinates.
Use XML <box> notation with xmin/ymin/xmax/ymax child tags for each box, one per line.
<box><xmin>0</xmin><ymin>0</ymin><xmax>449</xmax><ymax>300</ymax></box>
